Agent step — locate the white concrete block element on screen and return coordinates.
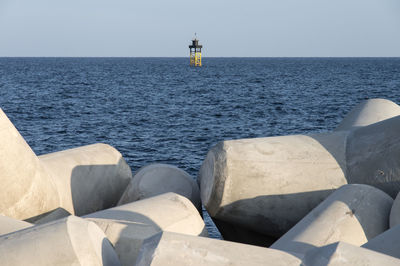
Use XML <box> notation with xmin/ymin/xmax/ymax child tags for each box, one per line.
<box><xmin>199</xmin><ymin>102</ymin><xmax>400</xmax><ymax>243</ymax></box>
<box><xmin>303</xmin><ymin>241</ymin><xmax>400</xmax><ymax>266</ymax></box>
<box><xmin>199</xmin><ymin>131</ymin><xmax>348</xmax><ymax>238</ymax></box>
<box><xmin>85</xmin><ymin>192</ymin><xmax>207</xmax><ymax>265</ymax></box>
<box><xmin>0</xmin><ymin>109</ymin><xmax>59</xmax><ymax>220</ymax></box>
<box><xmin>271</xmin><ymin>184</ymin><xmax>392</xmax><ymax>255</ymax></box>
<box><xmin>118</xmin><ymin>163</ymin><xmax>201</xmax><ymax>210</ymax></box>
<box><xmin>335</xmin><ymin>98</ymin><xmax>400</xmax><ymax>131</ymax></box>
<box><xmin>0</xmin><ymin>216</ymin><xmax>120</xmax><ymax>265</ymax></box>
<box><xmin>39</xmin><ymin>143</ymin><xmax>132</xmax><ymax>216</ymax></box>
<box><xmin>135</xmin><ymin>231</ymin><xmax>301</xmax><ymax>266</ymax></box>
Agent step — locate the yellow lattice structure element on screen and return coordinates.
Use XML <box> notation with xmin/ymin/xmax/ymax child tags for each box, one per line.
<box><xmin>189</xmin><ymin>37</ymin><xmax>202</xmax><ymax>67</ymax></box>
<box><xmin>190</xmin><ymin>51</ymin><xmax>202</xmax><ymax>67</ymax></box>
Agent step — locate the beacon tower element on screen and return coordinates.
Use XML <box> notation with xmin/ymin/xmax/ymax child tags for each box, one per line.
<box><xmin>189</xmin><ymin>37</ymin><xmax>202</xmax><ymax>67</ymax></box>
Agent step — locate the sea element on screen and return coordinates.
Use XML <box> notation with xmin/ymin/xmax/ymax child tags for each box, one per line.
<box><xmin>1</xmin><ymin>57</ymin><xmax>400</xmax><ymax>238</ymax></box>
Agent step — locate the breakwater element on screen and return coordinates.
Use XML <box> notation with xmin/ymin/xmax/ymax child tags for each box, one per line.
<box><xmin>2</xmin><ymin>99</ymin><xmax>400</xmax><ymax>265</ymax></box>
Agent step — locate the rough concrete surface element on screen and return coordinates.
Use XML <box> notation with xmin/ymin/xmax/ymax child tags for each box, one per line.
<box><xmin>303</xmin><ymin>241</ymin><xmax>400</xmax><ymax>266</ymax></box>
<box><xmin>39</xmin><ymin>143</ymin><xmax>132</xmax><ymax>216</ymax></box>
<box><xmin>85</xmin><ymin>192</ymin><xmax>207</xmax><ymax>265</ymax></box>
<box><xmin>135</xmin><ymin>231</ymin><xmax>301</xmax><ymax>266</ymax></box>
<box><xmin>0</xmin><ymin>109</ymin><xmax>60</xmax><ymax>220</ymax></box>
<box><xmin>271</xmin><ymin>184</ymin><xmax>392</xmax><ymax>255</ymax></box>
<box><xmin>0</xmin><ymin>216</ymin><xmax>120</xmax><ymax>265</ymax></box>
<box><xmin>199</xmin><ymin>131</ymin><xmax>348</xmax><ymax>238</ymax></box>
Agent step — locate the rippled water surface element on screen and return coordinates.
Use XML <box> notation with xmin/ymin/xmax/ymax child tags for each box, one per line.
<box><xmin>1</xmin><ymin>57</ymin><xmax>400</xmax><ymax>237</ymax></box>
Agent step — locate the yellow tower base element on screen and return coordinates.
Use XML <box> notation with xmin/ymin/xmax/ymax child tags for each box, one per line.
<box><xmin>190</xmin><ymin>52</ymin><xmax>202</xmax><ymax>67</ymax></box>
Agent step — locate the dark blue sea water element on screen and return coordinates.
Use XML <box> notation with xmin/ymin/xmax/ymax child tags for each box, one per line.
<box><xmin>1</xmin><ymin>57</ymin><xmax>400</xmax><ymax>237</ymax></box>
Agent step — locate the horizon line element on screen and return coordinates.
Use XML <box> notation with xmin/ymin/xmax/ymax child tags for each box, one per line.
<box><xmin>1</xmin><ymin>56</ymin><xmax>400</xmax><ymax>59</ymax></box>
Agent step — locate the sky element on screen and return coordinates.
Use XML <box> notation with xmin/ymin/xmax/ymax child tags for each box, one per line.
<box><xmin>0</xmin><ymin>0</ymin><xmax>399</xmax><ymax>57</ymax></box>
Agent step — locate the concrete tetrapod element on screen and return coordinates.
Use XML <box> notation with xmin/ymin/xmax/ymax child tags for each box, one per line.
<box><xmin>118</xmin><ymin>163</ymin><xmax>201</xmax><ymax>211</ymax></box>
<box><xmin>0</xmin><ymin>216</ymin><xmax>120</xmax><ymax>265</ymax></box>
<box><xmin>335</xmin><ymin>98</ymin><xmax>400</xmax><ymax>131</ymax></box>
<box><xmin>302</xmin><ymin>241</ymin><xmax>400</xmax><ymax>266</ymax></box>
<box><xmin>84</xmin><ymin>192</ymin><xmax>208</xmax><ymax>265</ymax></box>
<box><xmin>362</xmin><ymin>224</ymin><xmax>400</xmax><ymax>259</ymax></box>
<box><xmin>135</xmin><ymin>231</ymin><xmax>301</xmax><ymax>266</ymax></box>
<box><xmin>39</xmin><ymin>143</ymin><xmax>132</xmax><ymax>216</ymax></box>
<box><xmin>0</xmin><ymin>215</ymin><xmax>32</xmax><ymax>235</ymax></box>
<box><xmin>0</xmin><ymin>109</ymin><xmax>59</xmax><ymax>220</ymax></box>
<box><xmin>199</xmin><ymin>103</ymin><xmax>400</xmax><ymax>243</ymax></box>
<box><xmin>199</xmin><ymin>131</ymin><xmax>348</xmax><ymax>239</ymax></box>
<box><xmin>271</xmin><ymin>184</ymin><xmax>392</xmax><ymax>256</ymax></box>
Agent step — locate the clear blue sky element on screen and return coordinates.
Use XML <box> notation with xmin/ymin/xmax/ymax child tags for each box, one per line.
<box><xmin>0</xmin><ymin>0</ymin><xmax>399</xmax><ymax>57</ymax></box>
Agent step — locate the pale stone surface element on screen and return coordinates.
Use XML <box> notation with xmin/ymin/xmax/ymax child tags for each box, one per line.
<box><xmin>118</xmin><ymin>163</ymin><xmax>201</xmax><ymax>210</ymax></box>
<box><xmin>362</xmin><ymin>224</ymin><xmax>400</xmax><ymax>259</ymax></box>
<box><xmin>335</xmin><ymin>98</ymin><xmax>400</xmax><ymax>131</ymax></box>
<box><xmin>303</xmin><ymin>241</ymin><xmax>400</xmax><ymax>266</ymax></box>
<box><xmin>0</xmin><ymin>216</ymin><xmax>120</xmax><ymax>265</ymax></box>
<box><xmin>135</xmin><ymin>231</ymin><xmax>301</xmax><ymax>266</ymax></box>
<box><xmin>84</xmin><ymin>193</ymin><xmax>207</xmax><ymax>265</ymax></box>
<box><xmin>0</xmin><ymin>215</ymin><xmax>32</xmax><ymax>235</ymax></box>
<box><xmin>39</xmin><ymin>143</ymin><xmax>132</xmax><ymax>216</ymax></box>
<box><xmin>271</xmin><ymin>184</ymin><xmax>392</xmax><ymax>255</ymax></box>
<box><xmin>199</xmin><ymin>131</ymin><xmax>348</xmax><ymax>238</ymax></box>
<box><xmin>0</xmin><ymin>109</ymin><xmax>60</xmax><ymax>220</ymax></box>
